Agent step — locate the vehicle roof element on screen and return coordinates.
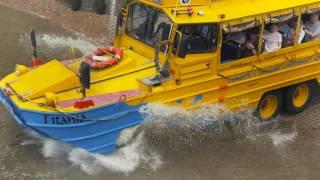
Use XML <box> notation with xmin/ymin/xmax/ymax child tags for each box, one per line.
<box><xmin>153</xmin><ymin>0</ymin><xmax>320</xmax><ymax>24</ymax></box>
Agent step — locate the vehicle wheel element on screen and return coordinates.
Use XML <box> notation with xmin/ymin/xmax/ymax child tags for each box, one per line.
<box><xmin>284</xmin><ymin>82</ymin><xmax>312</xmax><ymax>115</ymax></box>
<box><xmin>71</xmin><ymin>0</ymin><xmax>81</xmax><ymax>11</ymax></box>
<box><xmin>257</xmin><ymin>91</ymin><xmax>283</xmax><ymax>121</ymax></box>
<box><xmin>95</xmin><ymin>0</ymin><xmax>106</xmax><ymax>15</ymax></box>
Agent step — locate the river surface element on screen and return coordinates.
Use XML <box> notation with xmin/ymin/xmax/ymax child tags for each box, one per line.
<box><xmin>1</xmin><ymin>5</ymin><xmax>320</xmax><ymax>180</ymax></box>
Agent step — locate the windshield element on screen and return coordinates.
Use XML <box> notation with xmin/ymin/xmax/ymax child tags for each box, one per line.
<box><xmin>126</xmin><ymin>3</ymin><xmax>172</xmax><ymax>50</ymax></box>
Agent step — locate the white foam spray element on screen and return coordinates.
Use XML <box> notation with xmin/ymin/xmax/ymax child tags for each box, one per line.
<box><xmin>67</xmin><ymin>129</ymin><xmax>162</xmax><ymax>175</ymax></box>
<box><xmin>268</xmin><ymin>131</ymin><xmax>297</xmax><ymax>147</ymax></box>
<box><xmin>22</xmin><ymin>125</ymin><xmax>162</xmax><ymax>175</ymax></box>
<box><xmin>19</xmin><ymin>103</ymin><xmax>299</xmax><ymax>175</ymax></box>
<box><xmin>38</xmin><ymin>34</ymin><xmax>100</xmax><ymax>55</ymax></box>
<box><xmin>18</xmin><ymin>103</ymin><xmax>262</xmax><ymax>175</ymax></box>
<box><xmin>140</xmin><ymin>103</ymin><xmax>259</xmax><ymax>139</ymax></box>
<box><xmin>18</xmin><ymin>33</ymin><xmax>101</xmax><ymax>60</ymax></box>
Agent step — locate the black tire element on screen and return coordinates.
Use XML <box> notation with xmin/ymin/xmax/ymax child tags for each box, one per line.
<box><xmin>71</xmin><ymin>0</ymin><xmax>81</xmax><ymax>11</ymax></box>
<box><xmin>95</xmin><ymin>0</ymin><xmax>106</xmax><ymax>15</ymax></box>
<box><xmin>284</xmin><ymin>82</ymin><xmax>312</xmax><ymax>115</ymax></box>
<box><xmin>256</xmin><ymin>91</ymin><xmax>283</xmax><ymax>121</ymax></box>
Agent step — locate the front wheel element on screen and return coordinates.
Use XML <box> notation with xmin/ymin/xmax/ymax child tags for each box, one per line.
<box><xmin>284</xmin><ymin>82</ymin><xmax>312</xmax><ymax>115</ymax></box>
<box><xmin>257</xmin><ymin>91</ymin><xmax>283</xmax><ymax>121</ymax></box>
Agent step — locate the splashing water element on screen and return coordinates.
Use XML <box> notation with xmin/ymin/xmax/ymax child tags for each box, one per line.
<box><xmin>68</xmin><ymin>131</ymin><xmax>162</xmax><ymax>175</ymax></box>
<box><xmin>21</xmin><ymin>125</ymin><xmax>162</xmax><ymax>175</ymax></box>
<box><xmin>18</xmin><ymin>103</ymin><xmax>266</xmax><ymax>175</ymax></box>
<box><xmin>268</xmin><ymin>131</ymin><xmax>297</xmax><ymax>147</ymax></box>
<box><xmin>38</xmin><ymin>34</ymin><xmax>100</xmax><ymax>55</ymax></box>
<box><xmin>6</xmin><ymin>27</ymin><xmax>301</xmax><ymax>177</ymax></box>
<box><xmin>19</xmin><ymin>33</ymin><xmax>101</xmax><ymax>60</ymax></box>
<box><xmin>18</xmin><ymin>97</ymin><xmax>296</xmax><ymax>175</ymax></box>
<box><xmin>140</xmin><ymin>103</ymin><xmax>259</xmax><ymax>143</ymax></box>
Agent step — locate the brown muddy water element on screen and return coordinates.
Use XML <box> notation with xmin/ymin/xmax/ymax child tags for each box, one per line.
<box><xmin>1</xmin><ymin>5</ymin><xmax>320</xmax><ymax>180</ymax></box>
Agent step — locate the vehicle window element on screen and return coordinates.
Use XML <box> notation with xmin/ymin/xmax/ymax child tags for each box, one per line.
<box><xmin>301</xmin><ymin>8</ymin><xmax>320</xmax><ymax>43</ymax></box>
<box><xmin>221</xmin><ymin>19</ymin><xmax>260</xmax><ymax>64</ymax></box>
<box><xmin>126</xmin><ymin>3</ymin><xmax>172</xmax><ymax>50</ymax></box>
<box><xmin>262</xmin><ymin>12</ymin><xmax>298</xmax><ymax>54</ymax></box>
<box><xmin>173</xmin><ymin>24</ymin><xmax>218</xmax><ymax>58</ymax></box>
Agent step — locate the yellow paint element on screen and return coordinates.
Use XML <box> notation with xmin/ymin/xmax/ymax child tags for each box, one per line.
<box><xmin>9</xmin><ymin>60</ymin><xmax>81</xmax><ymax>99</ymax></box>
<box><xmin>293</xmin><ymin>84</ymin><xmax>310</xmax><ymax>108</ymax></box>
<box><xmin>259</xmin><ymin>94</ymin><xmax>278</xmax><ymax>121</ymax></box>
<box><xmin>1</xmin><ymin>0</ymin><xmax>320</xmax><ymax>116</ymax></box>
<box><xmin>44</xmin><ymin>93</ymin><xmax>58</xmax><ymax>108</ymax></box>
<box><xmin>15</xmin><ymin>64</ymin><xmax>28</xmax><ymax>76</ymax></box>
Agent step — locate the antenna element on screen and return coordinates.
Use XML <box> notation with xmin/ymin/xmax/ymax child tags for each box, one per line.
<box><xmin>79</xmin><ymin>62</ymin><xmax>91</xmax><ymax>98</ymax></box>
<box><xmin>30</xmin><ymin>29</ymin><xmax>43</xmax><ymax>66</ymax></box>
<box><xmin>30</xmin><ymin>29</ymin><xmax>37</xmax><ymax>65</ymax></box>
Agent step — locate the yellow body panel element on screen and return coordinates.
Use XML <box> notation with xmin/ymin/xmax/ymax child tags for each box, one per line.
<box><xmin>160</xmin><ymin>0</ymin><xmax>320</xmax><ymax>24</ymax></box>
<box><xmin>9</xmin><ymin>60</ymin><xmax>80</xmax><ymax>99</ymax></box>
<box><xmin>1</xmin><ymin>0</ymin><xmax>320</xmax><ymax>115</ymax></box>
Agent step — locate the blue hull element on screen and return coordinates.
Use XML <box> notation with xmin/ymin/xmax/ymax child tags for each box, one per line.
<box><xmin>0</xmin><ymin>89</ymin><xmax>144</xmax><ymax>154</ymax></box>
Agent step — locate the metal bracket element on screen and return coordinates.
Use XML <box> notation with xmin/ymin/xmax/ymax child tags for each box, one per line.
<box><xmin>139</xmin><ymin>76</ymin><xmax>173</xmax><ymax>86</ymax></box>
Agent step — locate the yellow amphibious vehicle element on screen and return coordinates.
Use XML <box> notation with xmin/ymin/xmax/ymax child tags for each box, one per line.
<box><xmin>0</xmin><ymin>0</ymin><xmax>320</xmax><ymax>153</ymax></box>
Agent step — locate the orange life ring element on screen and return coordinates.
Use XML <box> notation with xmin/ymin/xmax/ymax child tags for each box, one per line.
<box><xmin>86</xmin><ymin>47</ymin><xmax>123</xmax><ymax>69</ymax></box>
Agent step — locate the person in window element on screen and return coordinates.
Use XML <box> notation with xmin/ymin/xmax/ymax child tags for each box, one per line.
<box><xmin>182</xmin><ymin>26</ymin><xmax>196</xmax><ymax>51</ymax></box>
<box><xmin>222</xmin><ymin>31</ymin><xmax>246</xmax><ymax>60</ymax></box>
<box><xmin>175</xmin><ymin>26</ymin><xmax>196</xmax><ymax>57</ymax></box>
<box><xmin>263</xmin><ymin>24</ymin><xmax>282</xmax><ymax>52</ymax></box>
<box><xmin>298</xmin><ymin>22</ymin><xmax>306</xmax><ymax>44</ymax></box>
<box><xmin>241</xmin><ymin>31</ymin><xmax>258</xmax><ymax>58</ymax></box>
<box><xmin>136</xmin><ymin>10</ymin><xmax>158</xmax><ymax>42</ymax></box>
<box><xmin>285</xmin><ymin>21</ymin><xmax>305</xmax><ymax>45</ymax></box>
<box><xmin>304</xmin><ymin>13</ymin><xmax>320</xmax><ymax>41</ymax></box>
<box><xmin>279</xmin><ymin>21</ymin><xmax>294</xmax><ymax>46</ymax></box>
<box><xmin>226</xmin><ymin>31</ymin><xmax>246</xmax><ymax>45</ymax></box>
<box><xmin>153</xmin><ymin>22</ymin><xmax>171</xmax><ymax>41</ymax></box>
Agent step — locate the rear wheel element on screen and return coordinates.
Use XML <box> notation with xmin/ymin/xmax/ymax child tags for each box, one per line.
<box><xmin>284</xmin><ymin>82</ymin><xmax>312</xmax><ymax>115</ymax></box>
<box><xmin>257</xmin><ymin>91</ymin><xmax>283</xmax><ymax>121</ymax></box>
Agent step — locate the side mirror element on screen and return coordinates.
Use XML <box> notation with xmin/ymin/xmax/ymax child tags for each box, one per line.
<box><xmin>79</xmin><ymin>62</ymin><xmax>90</xmax><ymax>98</ymax></box>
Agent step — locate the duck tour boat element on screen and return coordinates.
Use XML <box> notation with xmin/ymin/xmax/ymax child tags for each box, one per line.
<box><xmin>1</xmin><ymin>0</ymin><xmax>320</xmax><ymax>153</ymax></box>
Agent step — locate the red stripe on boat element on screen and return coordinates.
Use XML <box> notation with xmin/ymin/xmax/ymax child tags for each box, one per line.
<box><xmin>57</xmin><ymin>89</ymin><xmax>144</xmax><ymax>108</ymax></box>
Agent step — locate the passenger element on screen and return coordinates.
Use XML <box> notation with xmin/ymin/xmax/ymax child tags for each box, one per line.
<box><xmin>279</xmin><ymin>22</ymin><xmax>293</xmax><ymax>46</ymax></box>
<box><xmin>226</xmin><ymin>31</ymin><xmax>246</xmax><ymax>45</ymax></box>
<box><xmin>280</xmin><ymin>20</ymin><xmax>305</xmax><ymax>45</ymax></box>
<box><xmin>298</xmin><ymin>23</ymin><xmax>306</xmax><ymax>44</ymax></box>
<box><xmin>136</xmin><ymin>11</ymin><xmax>158</xmax><ymax>41</ymax></box>
<box><xmin>304</xmin><ymin>13</ymin><xmax>320</xmax><ymax>41</ymax></box>
<box><xmin>183</xmin><ymin>26</ymin><xmax>196</xmax><ymax>51</ymax></box>
<box><xmin>291</xmin><ymin>22</ymin><xmax>305</xmax><ymax>44</ymax></box>
<box><xmin>153</xmin><ymin>22</ymin><xmax>171</xmax><ymax>41</ymax></box>
<box><xmin>279</xmin><ymin>22</ymin><xmax>290</xmax><ymax>35</ymax></box>
<box><xmin>263</xmin><ymin>24</ymin><xmax>282</xmax><ymax>52</ymax></box>
<box><xmin>241</xmin><ymin>31</ymin><xmax>258</xmax><ymax>58</ymax></box>
<box><xmin>176</xmin><ymin>26</ymin><xmax>196</xmax><ymax>57</ymax></box>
